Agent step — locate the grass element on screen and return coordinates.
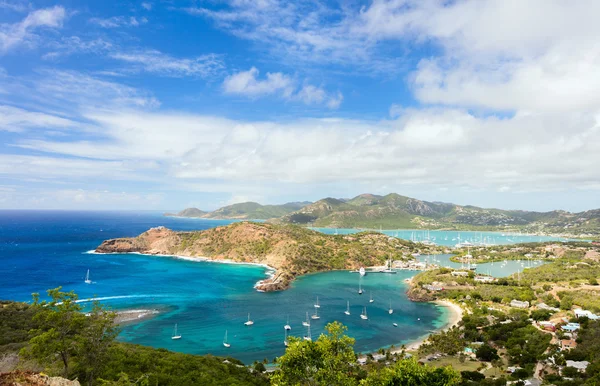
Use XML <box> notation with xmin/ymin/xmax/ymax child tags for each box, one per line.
<box><xmin>426</xmin><ymin>356</ymin><xmax>482</xmax><ymax>372</ymax></box>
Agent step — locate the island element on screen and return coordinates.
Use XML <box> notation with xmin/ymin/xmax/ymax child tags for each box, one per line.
<box><xmin>95</xmin><ymin>221</ymin><xmax>443</xmax><ymax>291</ymax></box>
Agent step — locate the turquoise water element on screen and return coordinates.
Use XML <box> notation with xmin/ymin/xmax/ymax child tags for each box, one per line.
<box><xmin>0</xmin><ymin>211</ymin><xmax>446</xmax><ymax>364</ymax></box>
<box><xmin>416</xmin><ymin>254</ymin><xmax>545</xmax><ymax>277</ymax></box>
<box><xmin>312</xmin><ymin>227</ymin><xmax>577</xmax><ymax>247</ymax></box>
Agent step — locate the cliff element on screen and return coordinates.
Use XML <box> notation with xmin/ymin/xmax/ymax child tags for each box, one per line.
<box><xmin>96</xmin><ymin>222</ymin><xmax>435</xmax><ymax>291</ymax></box>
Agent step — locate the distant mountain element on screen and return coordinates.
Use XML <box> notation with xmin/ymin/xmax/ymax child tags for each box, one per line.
<box><xmin>166</xmin><ymin>201</ymin><xmax>311</xmax><ymax>220</ymax></box>
<box><xmin>278</xmin><ymin>193</ymin><xmax>600</xmax><ymax>236</ymax></box>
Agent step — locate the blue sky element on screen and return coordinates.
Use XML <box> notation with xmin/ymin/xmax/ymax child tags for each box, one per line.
<box><xmin>1</xmin><ymin>0</ymin><xmax>599</xmax><ymax>212</ymax></box>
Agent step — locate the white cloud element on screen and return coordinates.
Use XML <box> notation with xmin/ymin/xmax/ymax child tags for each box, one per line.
<box><xmin>223</xmin><ymin>67</ymin><xmax>342</xmax><ymax>108</ymax></box>
<box><xmin>141</xmin><ymin>2</ymin><xmax>152</xmax><ymax>11</ymax></box>
<box><xmin>0</xmin><ymin>105</ymin><xmax>77</xmax><ymax>132</ymax></box>
<box><xmin>13</xmin><ymin>107</ymin><xmax>600</xmax><ymax>194</ymax></box>
<box><xmin>110</xmin><ymin>50</ymin><xmax>224</xmax><ymax>78</ymax></box>
<box><xmin>42</xmin><ymin>36</ymin><xmax>112</xmax><ymax>60</ymax></box>
<box><xmin>0</xmin><ymin>5</ymin><xmax>66</xmax><ymax>53</ymax></box>
<box><xmin>0</xmin><ymin>1</ymin><xmax>29</xmax><ymax>12</ymax></box>
<box><xmin>89</xmin><ymin>16</ymin><xmax>147</xmax><ymax>28</ymax></box>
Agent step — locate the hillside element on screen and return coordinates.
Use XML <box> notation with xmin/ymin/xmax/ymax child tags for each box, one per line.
<box><xmin>95</xmin><ymin>222</ymin><xmax>439</xmax><ymax>291</ymax></box>
<box><xmin>166</xmin><ymin>201</ymin><xmax>310</xmax><ymax>220</ymax></box>
<box><xmin>278</xmin><ymin>193</ymin><xmax>600</xmax><ymax>236</ymax></box>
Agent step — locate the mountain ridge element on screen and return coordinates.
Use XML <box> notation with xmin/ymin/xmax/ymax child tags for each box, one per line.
<box><xmin>166</xmin><ymin>194</ymin><xmax>600</xmax><ymax>236</ymax></box>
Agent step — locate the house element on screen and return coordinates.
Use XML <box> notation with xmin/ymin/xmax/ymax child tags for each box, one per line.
<box><xmin>474</xmin><ymin>275</ymin><xmax>495</xmax><ymax>283</ymax></box>
<box><xmin>423</xmin><ymin>284</ymin><xmax>443</xmax><ymax>291</ymax></box>
<box><xmin>565</xmin><ymin>360</ymin><xmax>589</xmax><ymax>372</ymax></box>
<box><xmin>539</xmin><ymin>321</ymin><xmax>556</xmax><ymax>332</ymax></box>
<box><xmin>592</xmin><ymin>241</ymin><xmax>600</xmax><ymax>246</ymax></box>
<box><xmin>507</xmin><ymin>366</ymin><xmax>523</xmax><ymax>373</ymax></box>
<box><xmin>451</xmin><ymin>270</ymin><xmax>469</xmax><ymax>277</ymax></box>
<box><xmin>537</xmin><ymin>303</ymin><xmax>560</xmax><ymax>312</ymax></box>
<box><xmin>510</xmin><ymin>300</ymin><xmax>530</xmax><ymax>309</ymax></box>
<box><xmin>574</xmin><ymin>309</ymin><xmax>600</xmax><ymax>320</ymax></box>
<box><xmin>560</xmin><ymin>339</ymin><xmax>577</xmax><ymax>351</ymax></box>
<box><xmin>562</xmin><ymin>322</ymin><xmax>581</xmax><ymax>332</ymax></box>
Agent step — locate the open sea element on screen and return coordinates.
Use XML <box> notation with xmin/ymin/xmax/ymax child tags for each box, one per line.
<box><xmin>0</xmin><ymin>210</ymin><xmax>568</xmax><ymax>363</ymax></box>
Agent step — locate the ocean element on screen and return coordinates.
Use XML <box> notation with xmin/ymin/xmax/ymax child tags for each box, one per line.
<box><xmin>0</xmin><ymin>210</ymin><xmax>559</xmax><ymax>363</ymax></box>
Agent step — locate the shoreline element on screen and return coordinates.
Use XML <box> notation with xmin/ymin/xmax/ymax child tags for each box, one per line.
<box><xmin>114</xmin><ymin>309</ymin><xmax>160</xmax><ymax>324</ymax></box>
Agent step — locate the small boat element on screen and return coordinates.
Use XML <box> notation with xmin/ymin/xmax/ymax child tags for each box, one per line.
<box><xmin>360</xmin><ymin>307</ymin><xmax>368</xmax><ymax>320</ymax></box>
<box><xmin>303</xmin><ymin>324</ymin><xmax>312</xmax><ymax>341</ymax></box>
<box><xmin>302</xmin><ymin>312</ymin><xmax>310</xmax><ymax>327</ymax></box>
<box><xmin>223</xmin><ymin>330</ymin><xmax>230</xmax><ymax>348</ymax></box>
<box><xmin>244</xmin><ymin>313</ymin><xmax>254</xmax><ymax>326</ymax></box>
<box><xmin>284</xmin><ymin>315</ymin><xmax>291</xmax><ymax>331</ymax></box>
<box><xmin>311</xmin><ymin>308</ymin><xmax>320</xmax><ymax>320</ymax></box>
<box><xmin>344</xmin><ymin>300</ymin><xmax>350</xmax><ymax>316</ymax></box>
<box><xmin>171</xmin><ymin>323</ymin><xmax>181</xmax><ymax>340</ymax></box>
<box><xmin>369</xmin><ymin>291</ymin><xmax>374</xmax><ymax>303</ymax></box>
<box><xmin>388</xmin><ymin>300</ymin><xmax>393</xmax><ymax>315</ymax></box>
<box><xmin>84</xmin><ymin>269</ymin><xmax>92</xmax><ymax>284</ymax></box>
<box><xmin>393</xmin><ymin>323</ymin><xmax>398</xmax><ymax>327</ymax></box>
<box><xmin>359</xmin><ymin>267</ymin><xmax>366</xmax><ymax>276</ymax></box>
<box><xmin>314</xmin><ymin>296</ymin><xmax>320</xmax><ymax>308</ymax></box>
<box><xmin>358</xmin><ymin>282</ymin><xmax>363</xmax><ymax>295</ymax></box>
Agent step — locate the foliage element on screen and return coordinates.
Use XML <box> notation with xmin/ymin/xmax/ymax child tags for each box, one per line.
<box><xmin>359</xmin><ymin>358</ymin><xmax>461</xmax><ymax>386</ymax></box>
<box><xmin>419</xmin><ymin>327</ymin><xmax>465</xmax><ymax>356</ymax></box>
<box><xmin>272</xmin><ymin>322</ymin><xmax>358</xmax><ymax>386</ymax></box>
<box><xmin>475</xmin><ymin>344</ymin><xmax>499</xmax><ymax>362</ymax></box>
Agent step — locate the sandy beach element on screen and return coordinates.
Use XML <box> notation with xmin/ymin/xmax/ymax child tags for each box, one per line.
<box><xmin>115</xmin><ymin>309</ymin><xmax>160</xmax><ymax>324</ymax></box>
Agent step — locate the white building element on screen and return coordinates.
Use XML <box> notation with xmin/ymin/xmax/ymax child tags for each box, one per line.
<box><xmin>574</xmin><ymin>309</ymin><xmax>600</xmax><ymax>320</ymax></box>
<box><xmin>565</xmin><ymin>360</ymin><xmax>589</xmax><ymax>372</ymax></box>
<box><xmin>510</xmin><ymin>300</ymin><xmax>530</xmax><ymax>309</ymax></box>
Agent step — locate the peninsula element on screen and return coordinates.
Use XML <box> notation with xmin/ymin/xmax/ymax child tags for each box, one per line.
<box><xmin>95</xmin><ymin>221</ymin><xmax>441</xmax><ymax>291</ymax></box>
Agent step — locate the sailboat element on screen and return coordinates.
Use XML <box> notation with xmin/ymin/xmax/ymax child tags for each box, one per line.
<box><xmin>303</xmin><ymin>324</ymin><xmax>312</xmax><ymax>341</ymax></box>
<box><xmin>244</xmin><ymin>313</ymin><xmax>254</xmax><ymax>326</ymax></box>
<box><xmin>369</xmin><ymin>291</ymin><xmax>374</xmax><ymax>303</ymax></box>
<box><xmin>359</xmin><ymin>267</ymin><xmax>366</xmax><ymax>276</ymax></box>
<box><xmin>302</xmin><ymin>312</ymin><xmax>310</xmax><ymax>327</ymax></box>
<box><xmin>388</xmin><ymin>300</ymin><xmax>393</xmax><ymax>315</ymax></box>
<box><xmin>344</xmin><ymin>301</ymin><xmax>350</xmax><ymax>315</ymax></box>
<box><xmin>314</xmin><ymin>296</ymin><xmax>320</xmax><ymax>308</ymax></box>
<box><xmin>358</xmin><ymin>282</ymin><xmax>363</xmax><ymax>295</ymax></box>
<box><xmin>223</xmin><ymin>330</ymin><xmax>230</xmax><ymax>347</ymax></box>
<box><xmin>311</xmin><ymin>307</ymin><xmax>320</xmax><ymax>320</ymax></box>
<box><xmin>171</xmin><ymin>323</ymin><xmax>181</xmax><ymax>340</ymax></box>
<box><xmin>360</xmin><ymin>307</ymin><xmax>368</xmax><ymax>320</ymax></box>
<box><xmin>84</xmin><ymin>269</ymin><xmax>92</xmax><ymax>284</ymax></box>
<box><xmin>284</xmin><ymin>315</ymin><xmax>291</xmax><ymax>331</ymax></box>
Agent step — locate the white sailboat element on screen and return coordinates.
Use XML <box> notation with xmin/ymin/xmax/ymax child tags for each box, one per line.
<box><xmin>344</xmin><ymin>301</ymin><xmax>350</xmax><ymax>316</ymax></box>
<box><xmin>311</xmin><ymin>307</ymin><xmax>320</xmax><ymax>320</ymax></box>
<box><xmin>388</xmin><ymin>300</ymin><xmax>393</xmax><ymax>315</ymax></box>
<box><xmin>360</xmin><ymin>307</ymin><xmax>368</xmax><ymax>320</ymax></box>
<box><xmin>359</xmin><ymin>267</ymin><xmax>366</xmax><ymax>276</ymax></box>
<box><xmin>223</xmin><ymin>330</ymin><xmax>230</xmax><ymax>347</ymax></box>
<box><xmin>369</xmin><ymin>291</ymin><xmax>374</xmax><ymax>303</ymax></box>
<box><xmin>393</xmin><ymin>323</ymin><xmax>398</xmax><ymax>327</ymax></box>
<box><xmin>244</xmin><ymin>313</ymin><xmax>254</xmax><ymax>326</ymax></box>
<box><xmin>303</xmin><ymin>324</ymin><xmax>312</xmax><ymax>341</ymax></box>
<box><xmin>171</xmin><ymin>323</ymin><xmax>181</xmax><ymax>340</ymax></box>
<box><xmin>302</xmin><ymin>312</ymin><xmax>310</xmax><ymax>327</ymax></box>
<box><xmin>84</xmin><ymin>269</ymin><xmax>92</xmax><ymax>284</ymax></box>
<box><xmin>314</xmin><ymin>296</ymin><xmax>320</xmax><ymax>308</ymax></box>
<box><xmin>358</xmin><ymin>282</ymin><xmax>363</xmax><ymax>295</ymax></box>
<box><xmin>284</xmin><ymin>315</ymin><xmax>291</xmax><ymax>331</ymax></box>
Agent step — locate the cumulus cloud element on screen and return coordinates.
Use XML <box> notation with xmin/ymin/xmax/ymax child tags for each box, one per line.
<box><xmin>223</xmin><ymin>67</ymin><xmax>343</xmax><ymax>108</ymax></box>
<box><xmin>0</xmin><ymin>5</ymin><xmax>66</xmax><ymax>53</ymax></box>
<box><xmin>110</xmin><ymin>50</ymin><xmax>224</xmax><ymax>78</ymax></box>
<box><xmin>12</xmin><ymin>107</ymin><xmax>600</xmax><ymax>194</ymax></box>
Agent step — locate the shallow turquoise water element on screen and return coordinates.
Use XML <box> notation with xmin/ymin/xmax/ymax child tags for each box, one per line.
<box><xmin>0</xmin><ymin>211</ymin><xmax>445</xmax><ymax>364</ymax></box>
<box><xmin>417</xmin><ymin>254</ymin><xmax>545</xmax><ymax>277</ymax></box>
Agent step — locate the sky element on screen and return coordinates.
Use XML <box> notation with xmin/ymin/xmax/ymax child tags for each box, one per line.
<box><xmin>0</xmin><ymin>0</ymin><xmax>599</xmax><ymax>212</ymax></box>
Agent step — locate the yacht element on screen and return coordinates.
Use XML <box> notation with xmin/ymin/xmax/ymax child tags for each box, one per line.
<box><xmin>84</xmin><ymin>269</ymin><xmax>92</xmax><ymax>284</ymax></box>
<box><xmin>369</xmin><ymin>291</ymin><xmax>374</xmax><ymax>303</ymax></box>
<box><xmin>344</xmin><ymin>301</ymin><xmax>350</xmax><ymax>316</ymax></box>
<box><xmin>284</xmin><ymin>315</ymin><xmax>291</xmax><ymax>331</ymax></box>
<box><xmin>171</xmin><ymin>324</ymin><xmax>181</xmax><ymax>340</ymax></box>
<box><xmin>314</xmin><ymin>296</ymin><xmax>320</xmax><ymax>308</ymax></box>
<box><xmin>360</xmin><ymin>307</ymin><xmax>368</xmax><ymax>320</ymax></box>
<box><xmin>359</xmin><ymin>267</ymin><xmax>366</xmax><ymax>276</ymax></box>
<box><xmin>302</xmin><ymin>312</ymin><xmax>310</xmax><ymax>327</ymax></box>
<box><xmin>311</xmin><ymin>308</ymin><xmax>320</xmax><ymax>320</ymax></box>
<box><xmin>244</xmin><ymin>313</ymin><xmax>254</xmax><ymax>326</ymax></box>
<box><xmin>223</xmin><ymin>330</ymin><xmax>230</xmax><ymax>348</ymax></box>
<box><xmin>388</xmin><ymin>300</ymin><xmax>393</xmax><ymax>314</ymax></box>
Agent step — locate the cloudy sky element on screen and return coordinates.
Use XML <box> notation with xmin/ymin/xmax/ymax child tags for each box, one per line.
<box><xmin>0</xmin><ymin>0</ymin><xmax>599</xmax><ymax>212</ymax></box>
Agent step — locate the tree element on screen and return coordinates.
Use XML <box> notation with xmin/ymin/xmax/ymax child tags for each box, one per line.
<box><xmin>76</xmin><ymin>302</ymin><xmax>119</xmax><ymax>386</ymax></box>
<box><xmin>360</xmin><ymin>358</ymin><xmax>460</xmax><ymax>386</ymax></box>
<box><xmin>530</xmin><ymin>309</ymin><xmax>552</xmax><ymax>321</ymax></box>
<box><xmin>476</xmin><ymin>344</ymin><xmax>499</xmax><ymax>362</ymax></box>
<box><xmin>21</xmin><ymin>287</ymin><xmax>86</xmax><ymax>376</ymax></box>
<box><xmin>272</xmin><ymin>322</ymin><xmax>358</xmax><ymax>386</ymax></box>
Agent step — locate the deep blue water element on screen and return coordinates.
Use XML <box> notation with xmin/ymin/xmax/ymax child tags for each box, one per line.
<box><xmin>0</xmin><ymin>211</ymin><xmax>448</xmax><ymax>363</ymax></box>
